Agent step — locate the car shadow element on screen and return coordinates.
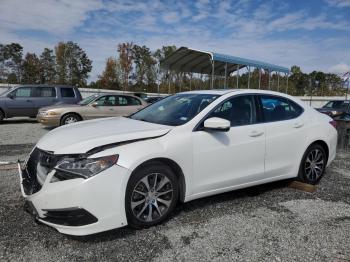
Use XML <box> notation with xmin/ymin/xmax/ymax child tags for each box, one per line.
<box><xmin>69</xmin><ymin>179</ymin><xmax>292</xmax><ymax>243</ymax></box>
<box><xmin>2</xmin><ymin>118</ymin><xmax>38</xmax><ymax>124</ymax></box>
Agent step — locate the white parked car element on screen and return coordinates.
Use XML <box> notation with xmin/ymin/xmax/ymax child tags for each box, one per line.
<box><xmin>18</xmin><ymin>89</ymin><xmax>337</xmax><ymax>236</ymax></box>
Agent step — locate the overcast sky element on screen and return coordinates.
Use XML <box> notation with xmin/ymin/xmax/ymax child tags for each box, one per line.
<box><xmin>1</xmin><ymin>0</ymin><xmax>350</xmax><ymax>81</ymax></box>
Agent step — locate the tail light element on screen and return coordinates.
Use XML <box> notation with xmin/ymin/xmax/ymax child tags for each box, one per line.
<box><xmin>329</xmin><ymin>120</ymin><xmax>337</xmax><ymax>129</ymax></box>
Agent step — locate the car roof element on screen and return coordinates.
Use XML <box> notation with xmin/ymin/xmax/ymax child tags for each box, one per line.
<box><xmin>15</xmin><ymin>84</ymin><xmax>76</xmax><ymax>88</ymax></box>
<box><xmin>178</xmin><ymin>89</ymin><xmax>293</xmax><ymax>97</ymax></box>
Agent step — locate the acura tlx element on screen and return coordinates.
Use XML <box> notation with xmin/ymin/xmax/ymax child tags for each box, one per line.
<box><xmin>18</xmin><ymin>89</ymin><xmax>337</xmax><ymax>236</ymax></box>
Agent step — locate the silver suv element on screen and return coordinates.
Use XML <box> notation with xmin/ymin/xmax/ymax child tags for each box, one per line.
<box><xmin>0</xmin><ymin>85</ymin><xmax>82</xmax><ymax>122</ymax></box>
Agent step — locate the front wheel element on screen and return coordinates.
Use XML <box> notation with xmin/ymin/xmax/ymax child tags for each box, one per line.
<box><xmin>60</xmin><ymin>113</ymin><xmax>80</xmax><ymax>126</ymax></box>
<box><xmin>125</xmin><ymin>162</ymin><xmax>178</xmax><ymax>228</ymax></box>
<box><xmin>298</xmin><ymin>144</ymin><xmax>327</xmax><ymax>185</ymax></box>
<box><xmin>0</xmin><ymin>110</ymin><xmax>4</xmax><ymax>123</ymax></box>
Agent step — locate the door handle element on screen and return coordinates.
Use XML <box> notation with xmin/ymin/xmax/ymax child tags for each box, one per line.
<box><xmin>249</xmin><ymin>130</ymin><xmax>264</xmax><ymax>137</ymax></box>
<box><xmin>26</xmin><ymin>99</ymin><xmax>31</xmax><ymax>102</ymax></box>
<box><xmin>293</xmin><ymin>122</ymin><xmax>304</xmax><ymax>128</ymax></box>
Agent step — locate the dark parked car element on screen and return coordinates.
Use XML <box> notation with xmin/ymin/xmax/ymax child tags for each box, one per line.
<box><xmin>0</xmin><ymin>85</ymin><xmax>82</xmax><ymax>122</ymax></box>
<box><xmin>316</xmin><ymin>100</ymin><xmax>350</xmax><ymax>117</ymax></box>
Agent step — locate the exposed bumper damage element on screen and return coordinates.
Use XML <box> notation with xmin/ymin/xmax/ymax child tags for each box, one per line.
<box><xmin>18</xmin><ymin>147</ymin><xmax>130</xmax><ymax>236</ymax></box>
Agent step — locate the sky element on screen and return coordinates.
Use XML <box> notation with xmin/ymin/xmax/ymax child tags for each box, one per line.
<box><xmin>0</xmin><ymin>0</ymin><xmax>350</xmax><ymax>82</ymax></box>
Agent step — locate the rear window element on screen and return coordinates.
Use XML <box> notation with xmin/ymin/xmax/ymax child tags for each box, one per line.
<box><xmin>60</xmin><ymin>88</ymin><xmax>75</xmax><ymax>98</ymax></box>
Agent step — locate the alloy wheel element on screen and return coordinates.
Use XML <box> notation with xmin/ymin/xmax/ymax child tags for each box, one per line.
<box><xmin>131</xmin><ymin>173</ymin><xmax>173</xmax><ymax>222</ymax></box>
<box><xmin>304</xmin><ymin>148</ymin><xmax>325</xmax><ymax>182</ymax></box>
<box><xmin>64</xmin><ymin>116</ymin><xmax>78</xmax><ymax>124</ymax></box>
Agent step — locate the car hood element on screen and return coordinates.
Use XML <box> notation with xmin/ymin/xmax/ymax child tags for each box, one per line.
<box><xmin>36</xmin><ymin>117</ymin><xmax>171</xmax><ymax>154</ymax></box>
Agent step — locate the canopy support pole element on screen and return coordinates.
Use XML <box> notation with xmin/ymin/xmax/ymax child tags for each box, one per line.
<box><xmin>285</xmin><ymin>73</ymin><xmax>289</xmax><ymax>94</ymax></box>
<box><xmin>167</xmin><ymin>71</ymin><xmax>170</xmax><ymax>94</ymax></box>
<box><xmin>236</xmin><ymin>64</ymin><xmax>239</xmax><ymax>88</ymax></box>
<box><xmin>268</xmin><ymin>70</ymin><xmax>271</xmax><ymax>90</ymax></box>
<box><xmin>247</xmin><ymin>66</ymin><xmax>251</xmax><ymax>89</ymax></box>
<box><xmin>258</xmin><ymin>68</ymin><xmax>261</xmax><ymax>89</ymax></box>
<box><xmin>277</xmin><ymin>73</ymin><xmax>280</xmax><ymax>91</ymax></box>
<box><xmin>211</xmin><ymin>60</ymin><xmax>215</xmax><ymax>89</ymax></box>
<box><xmin>224</xmin><ymin>62</ymin><xmax>228</xmax><ymax>89</ymax></box>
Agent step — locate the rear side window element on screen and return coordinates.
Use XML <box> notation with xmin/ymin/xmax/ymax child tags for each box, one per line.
<box><xmin>126</xmin><ymin>96</ymin><xmax>141</xmax><ymax>105</ymax></box>
<box><xmin>208</xmin><ymin>95</ymin><xmax>257</xmax><ymax>126</ymax></box>
<box><xmin>34</xmin><ymin>87</ymin><xmax>56</xmax><ymax>97</ymax></box>
<box><xmin>60</xmin><ymin>88</ymin><xmax>75</xmax><ymax>97</ymax></box>
<box><xmin>117</xmin><ymin>96</ymin><xmax>141</xmax><ymax>106</ymax></box>
<box><xmin>260</xmin><ymin>95</ymin><xmax>303</xmax><ymax>122</ymax></box>
<box><xmin>14</xmin><ymin>87</ymin><xmax>32</xmax><ymax>97</ymax></box>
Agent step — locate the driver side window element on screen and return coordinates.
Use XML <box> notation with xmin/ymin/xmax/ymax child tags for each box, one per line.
<box><xmin>207</xmin><ymin>95</ymin><xmax>257</xmax><ymax>127</ymax></box>
<box><xmin>13</xmin><ymin>87</ymin><xmax>32</xmax><ymax>97</ymax></box>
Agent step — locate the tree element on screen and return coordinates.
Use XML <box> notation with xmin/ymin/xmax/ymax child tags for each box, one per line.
<box><xmin>132</xmin><ymin>45</ymin><xmax>156</xmax><ymax>89</ymax></box>
<box><xmin>98</xmin><ymin>57</ymin><xmax>120</xmax><ymax>89</ymax></box>
<box><xmin>154</xmin><ymin>45</ymin><xmax>177</xmax><ymax>93</ymax></box>
<box><xmin>118</xmin><ymin>42</ymin><xmax>133</xmax><ymax>91</ymax></box>
<box><xmin>40</xmin><ymin>48</ymin><xmax>56</xmax><ymax>84</ymax></box>
<box><xmin>55</xmin><ymin>41</ymin><xmax>92</xmax><ymax>86</ymax></box>
<box><xmin>0</xmin><ymin>43</ymin><xmax>23</xmax><ymax>83</ymax></box>
<box><xmin>21</xmin><ymin>53</ymin><xmax>41</xmax><ymax>84</ymax></box>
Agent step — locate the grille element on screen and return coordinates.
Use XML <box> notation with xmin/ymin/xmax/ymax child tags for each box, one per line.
<box><xmin>23</xmin><ymin>148</ymin><xmax>59</xmax><ymax>195</ymax></box>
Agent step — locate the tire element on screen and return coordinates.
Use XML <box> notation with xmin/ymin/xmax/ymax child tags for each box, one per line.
<box><xmin>60</xmin><ymin>113</ymin><xmax>81</xmax><ymax>126</ymax></box>
<box><xmin>125</xmin><ymin>162</ymin><xmax>179</xmax><ymax>229</ymax></box>
<box><xmin>0</xmin><ymin>110</ymin><xmax>4</xmax><ymax>123</ymax></box>
<box><xmin>297</xmin><ymin>144</ymin><xmax>327</xmax><ymax>185</ymax></box>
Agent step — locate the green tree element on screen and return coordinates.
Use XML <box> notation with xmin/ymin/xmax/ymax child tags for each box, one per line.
<box><xmin>21</xmin><ymin>53</ymin><xmax>41</xmax><ymax>84</ymax></box>
<box><xmin>0</xmin><ymin>43</ymin><xmax>23</xmax><ymax>83</ymax></box>
<box><xmin>154</xmin><ymin>45</ymin><xmax>177</xmax><ymax>93</ymax></box>
<box><xmin>132</xmin><ymin>45</ymin><xmax>156</xmax><ymax>90</ymax></box>
<box><xmin>40</xmin><ymin>48</ymin><xmax>56</xmax><ymax>84</ymax></box>
<box><xmin>55</xmin><ymin>41</ymin><xmax>92</xmax><ymax>86</ymax></box>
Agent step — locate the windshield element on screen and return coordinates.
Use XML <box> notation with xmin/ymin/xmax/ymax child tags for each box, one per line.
<box><xmin>130</xmin><ymin>93</ymin><xmax>219</xmax><ymax>126</ymax></box>
<box><xmin>78</xmin><ymin>94</ymin><xmax>99</xmax><ymax>105</ymax></box>
<box><xmin>0</xmin><ymin>87</ymin><xmax>15</xmax><ymax>96</ymax></box>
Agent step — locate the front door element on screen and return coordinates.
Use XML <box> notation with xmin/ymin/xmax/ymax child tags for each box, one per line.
<box><xmin>192</xmin><ymin>95</ymin><xmax>266</xmax><ymax>195</ymax></box>
<box><xmin>5</xmin><ymin>86</ymin><xmax>36</xmax><ymax>117</ymax></box>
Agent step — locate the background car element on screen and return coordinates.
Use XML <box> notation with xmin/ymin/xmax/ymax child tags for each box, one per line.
<box><xmin>316</xmin><ymin>100</ymin><xmax>350</xmax><ymax>117</ymax></box>
<box><xmin>144</xmin><ymin>96</ymin><xmax>164</xmax><ymax>104</ymax></box>
<box><xmin>37</xmin><ymin>93</ymin><xmax>147</xmax><ymax>126</ymax></box>
<box><xmin>0</xmin><ymin>85</ymin><xmax>82</xmax><ymax>122</ymax></box>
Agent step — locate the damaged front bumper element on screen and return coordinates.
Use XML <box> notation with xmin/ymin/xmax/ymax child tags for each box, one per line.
<box><xmin>17</xmin><ymin>149</ymin><xmax>130</xmax><ymax>236</ymax></box>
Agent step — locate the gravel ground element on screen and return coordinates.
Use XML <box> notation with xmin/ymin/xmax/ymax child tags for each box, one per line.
<box><xmin>0</xmin><ymin>119</ymin><xmax>350</xmax><ymax>262</ymax></box>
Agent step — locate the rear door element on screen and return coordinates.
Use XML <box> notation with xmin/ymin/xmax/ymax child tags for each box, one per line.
<box><xmin>31</xmin><ymin>86</ymin><xmax>57</xmax><ymax>113</ymax></box>
<box><xmin>258</xmin><ymin>95</ymin><xmax>305</xmax><ymax>178</ymax></box>
<box><xmin>5</xmin><ymin>86</ymin><xmax>36</xmax><ymax>116</ymax></box>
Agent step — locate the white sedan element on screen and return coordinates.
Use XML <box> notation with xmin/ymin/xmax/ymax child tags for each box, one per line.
<box><xmin>19</xmin><ymin>89</ymin><xmax>337</xmax><ymax>236</ymax></box>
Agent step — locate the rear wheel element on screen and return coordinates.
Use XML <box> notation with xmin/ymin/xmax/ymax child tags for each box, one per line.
<box><xmin>125</xmin><ymin>162</ymin><xmax>178</xmax><ymax>228</ymax></box>
<box><xmin>298</xmin><ymin>144</ymin><xmax>327</xmax><ymax>184</ymax></box>
<box><xmin>0</xmin><ymin>110</ymin><xmax>4</xmax><ymax>123</ymax></box>
<box><xmin>60</xmin><ymin>113</ymin><xmax>81</xmax><ymax>126</ymax></box>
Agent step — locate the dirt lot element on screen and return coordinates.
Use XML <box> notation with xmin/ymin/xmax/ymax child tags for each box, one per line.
<box><xmin>0</xmin><ymin>118</ymin><xmax>350</xmax><ymax>262</ymax></box>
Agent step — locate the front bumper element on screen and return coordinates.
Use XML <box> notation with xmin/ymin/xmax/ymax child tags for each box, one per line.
<box><xmin>36</xmin><ymin>114</ymin><xmax>60</xmax><ymax>126</ymax></box>
<box><xmin>18</xmin><ymin>155</ymin><xmax>130</xmax><ymax>236</ymax></box>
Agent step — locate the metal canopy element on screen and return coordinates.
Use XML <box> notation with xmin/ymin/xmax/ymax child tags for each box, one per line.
<box><xmin>160</xmin><ymin>46</ymin><xmax>290</xmax><ymax>75</ymax></box>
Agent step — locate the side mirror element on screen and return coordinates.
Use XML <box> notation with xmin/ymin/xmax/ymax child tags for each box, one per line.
<box><xmin>7</xmin><ymin>93</ymin><xmax>15</xmax><ymax>99</ymax></box>
<box><xmin>203</xmin><ymin>117</ymin><xmax>230</xmax><ymax>132</ymax></box>
<box><xmin>91</xmin><ymin>102</ymin><xmax>98</xmax><ymax>107</ymax></box>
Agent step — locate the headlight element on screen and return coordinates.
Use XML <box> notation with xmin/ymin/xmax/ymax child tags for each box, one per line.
<box><xmin>46</xmin><ymin>111</ymin><xmax>58</xmax><ymax>116</ymax></box>
<box><xmin>54</xmin><ymin>155</ymin><xmax>118</xmax><ymax>179</ymax></box>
